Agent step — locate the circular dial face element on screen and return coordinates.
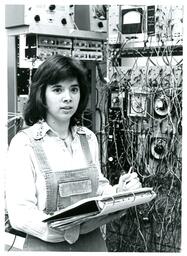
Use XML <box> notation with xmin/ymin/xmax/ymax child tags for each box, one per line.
<box><xmin>154</xmin><ymin>95</ymin><xmax>169</xmax><ymax>116</ymax></box>
<box><xmin>151</xmin><ymin>138</ymin><xmax>167</xmax><ymax>159</ymax></box>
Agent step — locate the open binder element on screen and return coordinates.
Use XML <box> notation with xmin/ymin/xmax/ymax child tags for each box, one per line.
<box><xmin>43</xmin><ymin>187</ymin><xmax>156</xmax><ymax>230</ymax></box>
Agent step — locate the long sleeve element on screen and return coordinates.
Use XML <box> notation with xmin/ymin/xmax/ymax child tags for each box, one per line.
<box><xmin>5</xmin><ymin>125</ymin><xmax>117</xmax><ymax>243</ymax></box>
<box><xmin>5</xmin><ymin>133</ymin><xmax>65</xmax><ymax>242</ymax></box>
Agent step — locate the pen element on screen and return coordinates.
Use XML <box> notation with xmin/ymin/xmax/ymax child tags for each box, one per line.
<box><xmin>128</xmin><ymin>166</ymin><xmax>134</xmax><ymax>174</ymax></box>
<box><xmin>121</xmin><ymin>166</ymin><xmax>134</xmax><ymax>176</ymax></box>
<box><xmin>121</xmin><ymin>166</ymin><xmax>134</xmax><ymax>186</ymax></box>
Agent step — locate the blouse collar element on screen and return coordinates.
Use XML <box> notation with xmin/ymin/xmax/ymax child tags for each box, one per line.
<box><xmin>32</xmin><ymin>120</ymin><xmax>86</xmax><ymax>140</ymax></box>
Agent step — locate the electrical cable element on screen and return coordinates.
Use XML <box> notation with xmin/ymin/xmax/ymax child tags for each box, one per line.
<box><xmin>7</xmin><ymin>235</ymin><xmax>17</xmax><ymax>251</ymax></box>
<box><xmin>105</xmin><ymin>26</ymin><xmax>182</xmax><ymax>250</ymax></box>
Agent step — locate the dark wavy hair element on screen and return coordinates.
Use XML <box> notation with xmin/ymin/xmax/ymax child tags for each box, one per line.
<box><xmin>24</xmin><ymin>55</ymin><xmax>89</xmax><ymax>127</ymax></box>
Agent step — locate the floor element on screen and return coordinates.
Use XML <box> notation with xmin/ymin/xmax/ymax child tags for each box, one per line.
<box><xmin>4</xmin><ymin>232</ymin><xmax>25</xmax><ymax>251</ymax></box>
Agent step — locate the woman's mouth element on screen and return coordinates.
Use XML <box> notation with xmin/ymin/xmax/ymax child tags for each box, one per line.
<box><xmin>60</xmin><ymin>106</ymin><xmax>73</xmax><ymax>114</ymax></box>
<box><xmin>60</xmin><ymin>106</ymin><xmax>73</xmax><ymax>110</ymax></box>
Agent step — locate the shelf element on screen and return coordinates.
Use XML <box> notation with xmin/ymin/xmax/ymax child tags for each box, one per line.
<box><xmin>6</xmin><ymin>24</ymin><xmax>107</xmax><ymax>41</ymax></box>
<box><xmin>120</xmin><ymin>45</ymin><xmax>183</xmax><ymax>58</ymax></box>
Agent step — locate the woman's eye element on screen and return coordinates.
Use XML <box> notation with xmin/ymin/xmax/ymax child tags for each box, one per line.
<box><xmin>53</xmin><ymin>87</ymin><xmax>62</xmax><ymax>93</ymax></box>
<box><xmin>71</xmin><ymin>87</ymin><xmax>79</xmax><ymax>93</ymax></box>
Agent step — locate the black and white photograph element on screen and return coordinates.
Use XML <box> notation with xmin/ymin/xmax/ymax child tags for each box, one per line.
<box><xmin>1</xmin><ymin>1</ymin><xmax>185</xmax><ymax>253</ymax></box>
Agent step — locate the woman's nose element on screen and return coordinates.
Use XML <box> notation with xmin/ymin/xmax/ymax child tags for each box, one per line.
<box><xmin>62</xmin><ymin>90</ymin><xmax>72</xmax><ymax>102</ymax></box>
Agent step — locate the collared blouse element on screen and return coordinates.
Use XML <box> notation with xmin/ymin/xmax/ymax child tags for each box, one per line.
<box><xmin>6</xmin><ymin>121</ymin><xmax>116</xmax><ymax>242</ymax></box>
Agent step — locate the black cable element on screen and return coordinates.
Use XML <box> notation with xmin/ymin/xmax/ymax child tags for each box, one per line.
<box><xmin>96</xmin><ymin>62</ymin><xmax>107</xmax><ymax>84</ymax></box>
<box><xmin>7</xmin><ymin>235</ymin><xmax>16</xmax><ymax>251</ymax></box>
<box><xmin>95</xmin><ymin>107</ymin><xmax>103</xmax><ymax>171</ymax></box>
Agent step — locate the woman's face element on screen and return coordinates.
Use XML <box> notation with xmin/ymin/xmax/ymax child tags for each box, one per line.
<box><xmin>45</xmin><ymin>78</ymin><xmax>80</xmax><ymax>124</ymax></box>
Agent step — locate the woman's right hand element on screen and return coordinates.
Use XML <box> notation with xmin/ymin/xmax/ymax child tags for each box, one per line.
<box><xmin>117</xmin><ymin>171</ymin><xmax>142</xmax><ymax>192</ymax></box>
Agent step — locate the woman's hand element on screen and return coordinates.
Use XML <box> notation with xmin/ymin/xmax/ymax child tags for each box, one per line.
<box><xmin>48</xmin><ymin>210</ymin><xmax>126</xmax><ymax>241</ymax></box>
<box><xmin>80</xmin><ymin>210</ymin><xmax>126</xmax><ymax>235</ymax></box>
<box><xmin>117</xmin><ymin>170</ymin><xmax>142</xmax><ymax>193</ymax></box>
<box><xmin>49</xmin><ymin>224</ymin><xmax>80</xmax><ymax>244</ymax></box>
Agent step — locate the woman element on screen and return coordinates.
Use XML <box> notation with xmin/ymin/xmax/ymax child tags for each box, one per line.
<box><xmin>6</xmin><ymin>55</ymin><xmax>142</xmax><ymax>251</ymax></box>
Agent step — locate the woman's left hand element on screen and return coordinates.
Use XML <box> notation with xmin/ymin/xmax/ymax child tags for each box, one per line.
<box><xmin>80</xmin><ymin>210</ymin><xmax>126</xmax><ymax>235</ymax></box>
<box><xmin>117</xmin><ymin>171</ymin><xmax>142</xmax><ymax>193</ymax></box>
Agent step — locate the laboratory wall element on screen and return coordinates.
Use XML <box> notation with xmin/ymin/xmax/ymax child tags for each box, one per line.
<box><xmin>6</xmin><ymin>4</ymin><xmax>183</xmax><ymax>252</ymax></box>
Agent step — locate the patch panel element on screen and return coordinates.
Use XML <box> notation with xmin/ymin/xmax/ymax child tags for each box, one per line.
<box><xmin>72</xmin><ymin>39</ymin><xmax>104</xmax><ymax>61</ymax></box>
<box><xmin>37</xmin><ymin>47</ymin><xmax>72</xmax><ymax>61</ymax></box>
<box><xmin>38</xmin><ymin>36</ymin><xmax>72</xmax><ymax>48</ymax></box>
<box><xmin>17</xmin><ymin>34</ymin><xmax>105</xmax><ymax>68</ymax></box>
<box><xmin>73</xmin><ymin>39</ymin><xmax>103</xmax><ymax>49</ymax></box>
<box><xmin>154</xmin><ymin>5</ymin><xmax>183</xmax><ymax>43</ymax></box>
<box><xmin>37</xmin><ymin>35</ymin><xmax>72</xmax><ymax>61</ymax></box>
<box><xmin>72</xmin><ymin>50</ymin><xmax>103</xmax><ymax>61</ymax></box>
<box><xmin>108</xmin><ymin>65</ymin><xmax>181</xmax><ymax>92</ymax></box>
